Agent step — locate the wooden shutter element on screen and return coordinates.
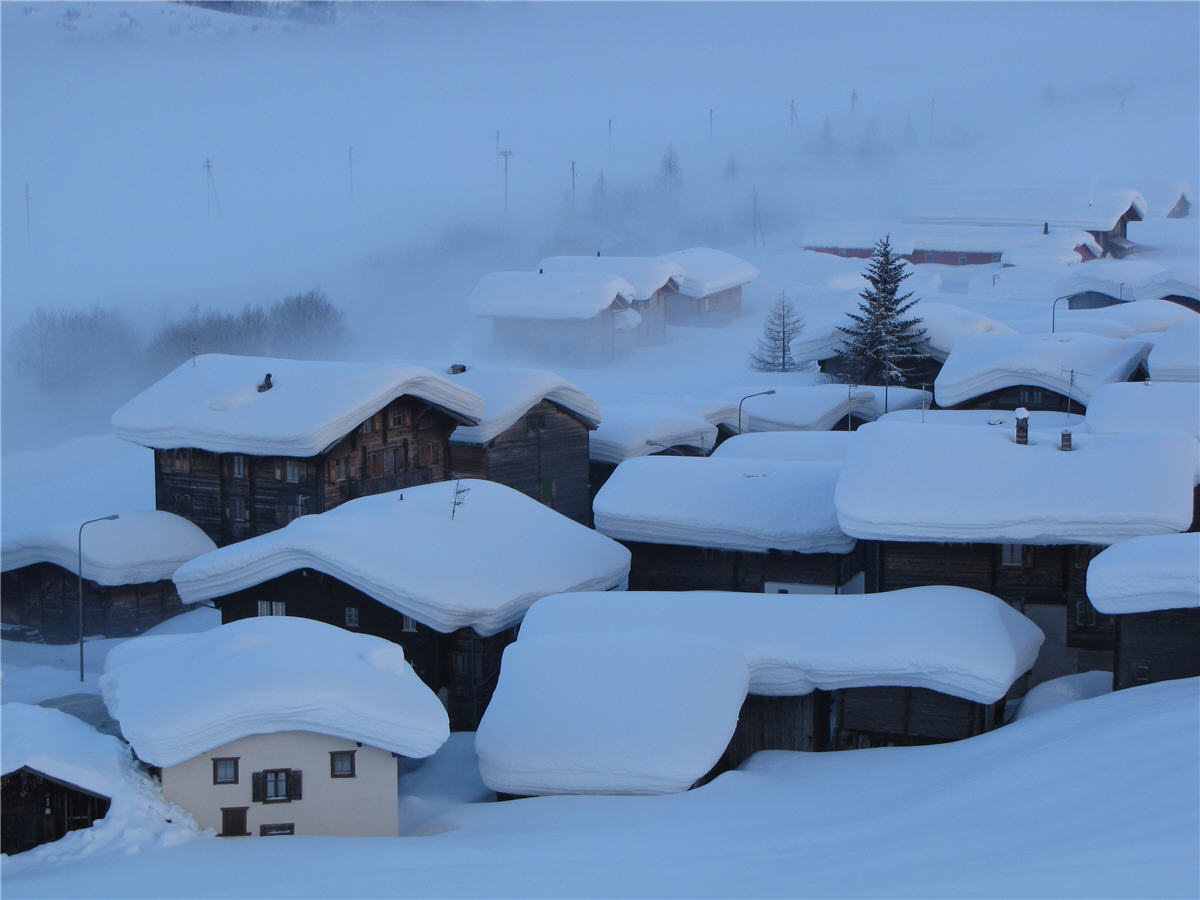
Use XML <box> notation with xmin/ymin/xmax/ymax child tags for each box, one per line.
<box><xmin>288</xmin><ymin>769</ymin><xmax>302</xmax><ymax>801</ymax></box>
<box><xmin>251</xmin><ymin>771</ymin><xmax>265</xmax><ymax>802</ymax></box>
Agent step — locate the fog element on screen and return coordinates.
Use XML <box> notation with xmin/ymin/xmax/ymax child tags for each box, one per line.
<box><xmin>2</xmin><ymin>1</ymin><xmax>1197</xmax><ymax>451</ymax></box>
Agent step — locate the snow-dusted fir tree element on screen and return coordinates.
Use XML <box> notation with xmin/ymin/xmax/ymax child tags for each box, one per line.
<box><xmin>836</xmin><ymin>235</ymin><xmax>926</xmax><ymax>384</ymax></box>
<box><xmin>750</xmin><ymin>293</ymin><xmax>805</xmax><ymax>372</ymax></box>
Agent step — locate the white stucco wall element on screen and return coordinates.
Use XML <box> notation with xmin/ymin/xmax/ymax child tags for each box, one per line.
<box><xmin>161</xmin><ymin>730</ymin><xmax>399</xmax><ymax>837</ymax></box>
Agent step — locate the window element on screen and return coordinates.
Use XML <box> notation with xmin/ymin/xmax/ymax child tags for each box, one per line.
<box><xmin>252</xmin><ymin>769</ymin><xmax>301</xmax><ymax>803</ymax></box>
<box><xmin>540</xmin><ymin>478</ymin><xmax>555</xmax><ymax>504</ymax></box>
<box><xmin>330</xmin><ymin>751</ymin><xmax>356</xmax><ymax>779</ymax></box>
<box><xmin>361</xmin><ymin>417</ymin><xmax>375</xmax><ymax>435</ymax></box>
<box><xmin>265</xmin><ymin>769</ymin><xmax>290</xmax><ymax>802</ymax></box>
<box><xmin>924</xmin><ymin>251</ymin><xmax>935</xmax><ymax>263</ymax></box>
<box><xmin>1074</xmin><ymin>599</ymin><xmax>1098</xmax><ymax>629</ymax></box>
<box><xmin>231</xmin><ymin>454</ymin><xmax>245</xmax><ymax>478</ymax></box>
<box><xmin>1000</xmin><ymin>544</ymin><xmax>1025</xmax><ymax>567</ymax></box>
<box><xmin>402</xmin><ymin>614</ymin><xmax>418</xmax><ymax>633</ymax></box>
<box><xmin>1018</xmin><ymin>388</ymin><xmax>1045</xmax><ymax>406</ymax></box>
<box><xmin>212</xmin><ymin>758</ymin><xmax>239</xmax><ymax>785</ymax></box>
<box><xmin>334</xmin><ymin>458</ymin><xmax>347</xmax><ymax>482</ymax></box>
<box><xmin>345</xmin><ymin>606</ymin><xmax>359</xmax><ymax>628</ymax></box>
<box><xmin>219</xmin><ymin>807</ymin><xmax>248</xmax><ymax>837</ymax></box>
<box><xmin>260</xmin><ymin>823</ymin><xmax>295</xmax><ymax>836</ymax></box>
<box><xmin>169</xmin><ymin>450</ymin><xmax>191</xmax><ymax>473</ymax></box>
<box><xmin>285</xmin><ymin>460</ymin><xmax>301</xmax><ymax>483</ymax></box>
<box><xmin>958</xmin><ymin>253</ymin><xmax>968</xmax><ymax>265</ymax></box>
<box><xmin>174</xmin><ymin>493</ymin><xmax>192</xmax><ymax>516</ymax></box>
<box><xmin>257</xmin><ymin>600</ymin><xmax>286</xmax><ymax>617</ymax></box>
<box><xmin>389</xmin><ymin>409</ymin><xmax>406</xmax><ymax>429</ymax></box>
<box><xmin>992</xmin><ymin>252</ymin><xmax>1003</xmax><ymax>263</ymax></box>
<box><xmin>231</xmin><ymin>497</ymin><xmax>247</xmax><ymax>522</ymax></box>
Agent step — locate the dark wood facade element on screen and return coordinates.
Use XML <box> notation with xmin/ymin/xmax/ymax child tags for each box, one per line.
<box><xmin>665</xmin><ymin>285</ymin><xmax>743</xmax><ymax>326</ymax></box>
<box><xmin>0</xmin><ymin>563</ymin><xmax>189</xmax><ymax>643</ymax></box>
<box><xmin>1</xmin><ymin>768</ymin><xmax>111</xmax><ymax>855</ymax></box>
<box><xmin>621</xmin><ymin>541</ymin><xmax>865</xmax><ymax>594</ymax></box>
<box><xmin>155</xmin><ymin>396</ymin><xmax>461</xmax><ymax>547</ymax></box>
<box><xmin>213</xmin><ymin>569</ymin><xmax>516</xmax><ymax>731</ymax></box>
<box><xmin>450</xmin><ymin>399</ymin><xmax>594</xmax><ymax>526</ymax></box>
<box><xmin>1112</xmin><ymin>608</ymin><xmax>1200</xmax><ymax>691</ymax></box>
<box><xmin>832</xmin><ymin>686</ymin><xmax>1003</xmax><ymax>749</ymax></box>
<box><xmin>492</xmin><ymin>307</ymin><xmax>619</xmax><ymax>368</ymax></box>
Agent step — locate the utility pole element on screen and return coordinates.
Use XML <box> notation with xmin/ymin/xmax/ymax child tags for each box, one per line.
<box><xmin>790</xmin><ymin>99</ymin><xmax>799</xmax><ymax>133</ymax></box>
<box><xmin>851</xmin><ymin>88</ymin><xmax>857</xmax><ymax>114</ymax></box>
<box><xmin>495</xmin><ymin>129</ymin><xmax>500</xmax><ymax>176</ymax></box>
<box><xmin>204</xmin><ymin>158</ymin><xmax>223</xmax><ymax>219</ymax></box>
<box><xmin>607</xmin><ymin>118</ymin><xmax>612</xmax><ymax>159</ymax></box>
<box><xmin>348</xmin><ymin>145</ymin><xmax>354</xmax><ymax>201</ymax></box>
<box><xmin>751</xmin><ymin>187</ymin><xmax>765</xmax><ymax>248</ymax></box>
<box><xmin>570</xmin><ymin>160</ymin><xmax>576</xmax><ymax>213</ymax></box>
<box><xmin>25</xmin><ymin>182</ymin><xmax>31</xmax><ymax>243</ymax></box>
<box><xmin>498</xmin><ymin>149</ymin><xmax>513</xmax><ymax>212</ymax></box>
<box><xmin>709</xmin><ymin>107</ymin><xmax>713</xmax><ymax>157</ymax></box>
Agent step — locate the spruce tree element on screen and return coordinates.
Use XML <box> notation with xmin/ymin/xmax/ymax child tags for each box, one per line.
<box><xmin>750</xmin><ymin>293</ymin><xmax>805</xmax><ymax>372</ymax></box>
<box><xmin>836</xmin><ymin>235</ymin><xmax>927</xmax><ymax>385</ymax></box>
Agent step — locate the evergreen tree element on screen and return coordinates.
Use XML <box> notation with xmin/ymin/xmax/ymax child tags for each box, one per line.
<box><xmin>836</xmin><ymin>235</ymin><xmax>927</xmax><ymax>385</ymax></box>
<box><xmin>750</xmin><ymin>293</ymin><xmax>805</xmax><ymax>372</ymax></box>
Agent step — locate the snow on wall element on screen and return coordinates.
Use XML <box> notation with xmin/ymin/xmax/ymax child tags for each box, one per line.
<box><xmin>110</xmin><ymin>354</ymin><xmax>484</xmax><ymax>456</ymax></box>
<box><xmin>835</xmin><ymin>420</ymin><xmax>1197</xmax><ymax>545</ymax></box>
<box><xmin>475</xmin><ymin>632</ymin><xmax>750</xmax><ymax>796</ymax></box>
<box><xmin>657</xmin><ymin>247</ymin><xmax>760</xmax><ymax>297</ymax></box>
<box><xmin>593</xmin><ymin>455</ymin><xmax>855</xmax><ymax>554</ymax></box>
<box><xmin>537</xmin><ymin>256</ymin><xmax>685</xmax><ymax>302</ymax></box>
<box><xmin>1014</xmin><ymin>671</ymin><xmax>1113</xmax><ymax>721</ymax></box>
<box><xmin>466</xmin><ymin>270</ymin><xmax>636</xmax><ymax>320</ymax></box>
<box><xmin>934</xmin><ymin>332</ymin><xmax>1152</xmax><ymax>408</ymax></box>
<box><xmin>1</xmin><ymin>510</ymin><xmax>216</xmax><ymax>584</ymax></box>
<box><xmin>446</xmin><ymin>365</ymin><xmax>601</xmax><ymax>445</ymax></box>
<box><xmin>1085</xmin><ymin>533</ymin><xmax>1200</xmax><ymax>614</ymax></box>
<box><xmin>172</xmin><ymin>480</ymin><xmax>630</xmax><ymax>636</ymax></box>
<box><xmin>100</xmin><ymin>616</ymin><xmax>450</xmax><ymax>767</ymax></box>
<box><xmin>1148</xmin><ymin>320</ymin><xmax>1200</xmax><ymax>381</ymax></box>
<box><xmin>517</xmin><ymin>586</ymin><xmax>1043</xmax><ymax>704</ymax></box>
<box><xmin>588</xmin><ymin>402</ymin><xmax>719</xmax><ymax>463</ymax></box>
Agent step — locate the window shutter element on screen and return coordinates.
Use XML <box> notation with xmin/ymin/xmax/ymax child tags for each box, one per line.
<box><xmin>289</xmin><ymin>769</ymin><xmax>302</xmax><ymax>801</ymax></box>
<box><xmin>251</xmin><ymin>772</ymin><xmax>265</xmax><ymax>803</ymax></box>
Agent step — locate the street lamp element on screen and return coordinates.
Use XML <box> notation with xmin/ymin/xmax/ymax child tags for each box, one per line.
<box><xmin>738</xmin><ymin>389</ymin><xmax>776</xmax><ymax>434</ymax></box>
<box><xmin>78</xmin><ymin>514</ymin><xmax>118</xmax><ymax>682</ymax></box>
<box><xmin>1050</xmin><ymin>295</ymin><xmax>1071</xmax><ymax>333</ymax></box>
<box><xmin>645</xmin><ymin>439</ymin><xmax>684</xmax><ymax>456</ymax></box>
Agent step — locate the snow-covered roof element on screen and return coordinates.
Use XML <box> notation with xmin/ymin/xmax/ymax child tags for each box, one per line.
<box><xmin>1148</xmin><ymin>320</ymin><xmax>1200</xmax><ymax>381</ymax></box>
<box><xmin>657</xmin><ymin>247</ymin><xmax>760</xmax><ymax>297</ymax></box>
<box><xmin>878</xmin><ymin>408</ymin><xmax>1086</xmax><ymax>432</ymax></box>
<box><xmin>934</xmin><ymin>332</ymin><xmax>1152</xmax><ymax>408</ymax></box>
<box><xmin>916</xmin><ymin>302</ymin><xmax>1018</xmax><ymax>361</ymax></box>
<box><xmin>475</xmin><ymin>632</ymin><xmax>749</xmax><ymax>796</ymax></box>
<box><xmin>593</xmin><ymin>455</ymin><xmax>854</xmax><ymax>554</ymax></box>
<box><xmin>1</xmin><ymin>509</ymin><xmax>215</xmax><ymax>584</ymax></box>
<box><xmin>835</xmin><ymin>420</ymin><xmax>1197</xmax><ymax>545</ymax></box>
<box><xmin>466</xmin><ymin>271</ymin><xmax>635</xmax><ymax>320</ymax></box>
<box><xmin>1085</xmin><ymin>381</ymin><xmax>1200</xmax><ymax>442</ymax></box>
<box><xmin>2</xmin><ymin>703</ymin><xmax>133</xmax><ymax>798</ymax></box>
<box><xmin>710</xmin><ymin>430</ymin><xmax>857</xmax><ymax>463</ymax></box>
<box><xmin>1086</xmin><ymin>533</ymin><xmax>1200</xmax><ymax>614</ymax></box>
<box><xmin>588</xmin><ymin>402</ymin><xmax>719</xmax><ymax>464</ymax></box>
<box><xmin>537</xmin><ymin>256</ymin><xmax>685</xmax><ymax>302</ymax></box>
<box><xmin>518</xmin><ymin>586</ymin><xmax>1044</xmax><ymax>703</ymax></box>
<box><xmin>734</xmin><ymin>384</ymin><xmax>915</xmax><ymax>432</ymax></box>
<box><xmin>802</xmin><ymin>222</ymin><xmax>1101</xmax><ymax>258</ymax></box>
<box><xmin>1133</xmin><ymin>265</ymin><xmax>1200</xmax><ymax>302</ymax></box>
<box><xmin>100</xmin><ymin>616</ymin><xmax>450</xmax><ymax>767</ymax></box>
<box><xmin>905</xmin><ymin>188</ymin><xmax>1147</xmax><ymax>232</ymax></box>
<box><xmin>172</xmin><ymin>480</ymin><xmax>630</xmax><ymax>637</ymax></box>
<box><xmin>446</xmin><ymin>365</ymin><xmax>601</xmax><ymax>445</ymax></box>
<box><xmin>1138</xmin><ymin>179</ymin><xmax>1195</xmax><ymax>218</ymax></box>
<box><xmin>110</xmin><ymin>354</ymin><xmax>484</xmax><ymax>456</ymax></box>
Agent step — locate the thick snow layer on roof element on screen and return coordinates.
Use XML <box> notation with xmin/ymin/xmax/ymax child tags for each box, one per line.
<box><xmin>934</xmin><ymin>332</ymin><xmax>1152</xmax><ymax>408</ymax></box>
<box><xmin>1148</xmin><ymin>320</ymin><xmax>1200</xmax><ymax>381</ymax></box>
<box><xmin>711</xmin><ymin>430</ymin><xmax>856</xmax><ymax>462</ymax></box>
<box><xmin>1014</xmin><ymin>671</ymin><xmax>1112</xmax><ymax>721</ymax></box>
<box><xmin>1086</xmin><ymin>533</ymin><xmax>1200</xmax><ymax>614</ymax></box>
<box><xmin>879</xmin><ymin>408</ymin><xmax>1086</xmax><ymax>431</ymax></box>
<box><xmin>1139</xmin><ymin>179</ymin><xmax>1195</xmax><ymax>218</ymax></box>
<box><xmin>537</xmin><ymin>256</ymin><xmax>685</xmax><ymax>302</ymax></box>
<box><xmin>916</xmin><ymin>302</ymin><xmax>1018</xmax><ymax>361</ymax></box>
<box><xmin>836</xmin><ymin>421</ymin><xmax>1196</xmax><ymax>544</ymax></box>
<box><xmin>520</xmin><ymin>586</ymin><xmax>1042</xmax><ymax>703</ymax></box>
<box><xmin>658</xmin><ymin>247</ymin><xmax>760</xmax><ymax>297</ymax></box>
<box><xmin>1134</xmin><ymin>264</ymin><xmax>1200</xmax><ymax>302</ymax></box>
<box><xmin>802</xmin><ymin>222</ymin><xmax>1101</xmax><ymax>257</ymax></box>
<box><xmin>173</xmin><ymin>480</ymin><xmax>629</xmax><ymax>636</ymax></box>
<box><xmin>1</xmin><ymin>510</ymin><xmax>215</xmax><ymax>583</ymax></box>
<box><xmin>475</xmin><ymin>632</ymin><xmax>749</xmax><ymax>795</ymax></box>
<box><xmin>466</xmin><ymin>270</ymin><xmax>635</xmax><ymax>320</ymax></box>
<box><xmin>905</xmin><ymin>188</ymin><xmax>1147</xmax><ymax>231</ymax></box>
<box><xmin>446</xmin><ymin>365</ymin><xmax>600</xmax><ymax>445</ymax></box>
<box><xmin>2</xmin><ymin>703</ymin><xmax>132</xmax><ymax>797</ymax></box>
<box><xmin>100</xmin><ymin>616</ymin><xmax>450</xmax><ymax>767</ymax></box>
<box><xmin>593</xmin><ymin>456</ymin><xmax>854</xmax><ymax>554</ymax></box>
<box><xmin>111</xmin><ymin>354</ymin><xmax>483</xmax><ymax>456</ymax></box>
<box><xmin>737</xmin><ymin>384</ymin><xmax>877</xmax><ymax>432</ymax></box>
<box><xmin>588</xmin><ymin>403</ymin><xmax>718</xmax><ymax>463</ymax></box>
<box><xmin>1085</xmin><ymin>381</ymin><xmax>1200</xmax><ymax>441</ymax></box>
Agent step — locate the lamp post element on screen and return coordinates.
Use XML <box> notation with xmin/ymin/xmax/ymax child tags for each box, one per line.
<box><xmin>78</xmin><ymin>514</ymin><xmax>118</xmax><ymax>682</ymax></box>
<box><xmin>737</xmin><ymin>389</ymin><xmax>776</xmax><ymax>434</ymax></box>
<box><xmin>645</xmin><ymin>439</ymin><xmax>684</xmax><ymax>456</ymax></box>
<box><xmin>1050</xmin><ymin>295</ymin><xmax>1071</xmax><ymax>333</ymax></box>
<box><xmin>846</xmin><ymin>383</ymin><xmax>857</xmax><ymax>431</ymax></box>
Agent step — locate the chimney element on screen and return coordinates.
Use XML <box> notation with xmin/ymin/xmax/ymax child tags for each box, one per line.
<box><xmin>1060</xmin><ymin>430</ymin><xmax>1073</xmax><ymax>451</ymax></box>
<box><xmin>538</xmin><ymin>268</ymin><xmax>543</xmax><ymax>274</ymax></box>
<box><xmin>596</xmin><ymin>250</ymin><xmax>601</xmax><ymax>257</ymax></box>
<box><xmin>1014</xmin><ymin>407</ymin><xmax>1029</xmax><ymax>445</ymax></box>
<box><xmin>448</xmin><ymin>363</ymin><xmax>467</xmax><ymax>375</ymax></box>
<box><xmin>257</xmin><ymin>373</ymin><xmax>273</xmax><ymax>393</ymax></box>
<box><xmin>1043</xmin><ymin>221</ymin><xmax>1049</xmax><ymax>235</ymax></box>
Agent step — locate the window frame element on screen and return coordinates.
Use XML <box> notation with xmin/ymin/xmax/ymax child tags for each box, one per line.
<box><xmin>257</xmin><ymin>600</ymin><xmax>287</xmax><ymax>617</ymax></box>
<box><xmin>345</xmin><ymin>606</ymin><xmax>359</xmax><ymax>628</ymax></box>
<box><xmin>212</xmin><ymin>757</ymin><xmax>239</xmax><ymax>785</ymax></box>
<box><xmin>284</xmin><ymin>460</ymin><xmax>301</xmax><ymax>484</ymax></box>
<box><xmin>259</xmin><ymin>823</ymin><xmax>295</xmax><ymax>836</ymax></box>
<box><xmin>231</xmin><ymin>454</ymin><xmax>245</xmax><ymax>478</ymax></box>
<box><xmin>330</xmin><ymin>750</ymin><xmax>356</xmax><ymax>779</ymax></box>
<box><xmin>264</xmin><ymin>769</ymin><xmax>290</xmax><ymax>803</ymax></box>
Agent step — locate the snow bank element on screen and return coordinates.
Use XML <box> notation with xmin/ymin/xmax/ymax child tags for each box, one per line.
<box><xmin>1148</xmin><ymin>319</ymin><xmax>1200</xmax><ymax>381</ymax></box>
<box><xmin>172</xmin><ymin>480</ymin><xmax>630</xmax><ymax>636</ymax></box>
<box><xmin>518</xmin><ymin>586</ymin><xmax>1042</xmax><ymax>703</ymax></box>
<box><xmin>1086</xmin><ymin>533</ymin><xmax>1200</xmax><ymax>614</ymax></box>
<box><xmin>593</xmin><ymin>455</ymin><xmax>855</xmax><ymax>554</ymax></box>
<box><xmin>836</xmin><ymin>420</ymin><xmax>1196</xmax><ymax>544</ymax></box>
<box><xmin>1014</xmin><ymin>671</ymin><xmax>1112</xmax><ymax>721</ymax></box>
<box><xmin>588</xmin><ymin>402</ymin><xmax>718</xmax><ymax>463</ymax></box>
<box><xmin>1</xmin><ymin>510</ymin><xmax>215</xmax><ymax>584</ymax></box>
<box><xmin>905</xmin><ymin>187</ymin><xmax>1147</xmax><ymax>232</ymax></box>
<box><xmin>467</xmin><ymin>270</ymin><xmax>636</xmax><ymax>319</ymax></box>
<box><xmin>475</xmin><ymin>632</ymin><xmax>749</xmax><ymax>795</ymax></box>
<box><xmin>658</xmin><ymin>247</ymin><xmax>760</xmax><ymax>297</ymax></box>
<box><xmin>446</xmin><ymin>365</ymin><xmax>600</xmax><ymax>445</ymax></box>
<box><xmin>100</xmin><ymin>616</ymin><xmax>450</xmax><ymax>767</ymax></box>
<box><xmin>711</xmin><ymin>430</ymin><xmax>856</xmax><ymax>462</ymax></box>
<box><xmin>111</xmin><ymin>354</ymin><xmax>483</xmax><ymax>456</ymax></box>
<box><xmin>878</xmin><ymin>408</ymin><xmax>1086</xmax><ymax>431</ymax></box>
<box><xmin>934</xmin><ymin>332</ymin><xmax>1152</xmax><ymax>408</ymax></box>
<box><xmin>1085</xmin><ymin>380</ymin><xmax>1200</xmax><ymax>441</ymax></box>
<box><xmin>537</xmin><ymin>256</ymin><xmax>685</xmax><ymax>301</ymax></box>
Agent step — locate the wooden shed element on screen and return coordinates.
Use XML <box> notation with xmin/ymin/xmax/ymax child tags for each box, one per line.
<box><xmin>1</xmin><ymin>767</ymin><xmax>111</xmax><ymax>855</ymax></box>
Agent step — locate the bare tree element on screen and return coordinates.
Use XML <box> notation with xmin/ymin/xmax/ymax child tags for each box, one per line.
<box><xmin>750</xmin><ymin>293</ymin><xmax>805</xmax><ymax>372</ymax></box>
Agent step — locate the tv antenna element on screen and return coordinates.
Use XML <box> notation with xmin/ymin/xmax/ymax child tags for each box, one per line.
<box><xmin>203</xmin><ymin>158</ymin><xmax>223</xmax><ymax>219</ymax></box>
<box><xmin>498</xmin><ymin>149</ymin><xmax>513</xmax><ymax>212</ymax></box>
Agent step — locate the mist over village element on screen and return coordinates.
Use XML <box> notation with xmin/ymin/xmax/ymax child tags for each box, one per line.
<box><xmin>1</xmin><ymin>2</ymin><xmax>1197</xmax><ymax>898</ymax></box>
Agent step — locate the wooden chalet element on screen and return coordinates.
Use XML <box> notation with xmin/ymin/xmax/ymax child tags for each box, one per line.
<box><xmin>111</xmin><ymin>355</ymin><xmax>484</xmax><ymax>547</ymax></box>
<box><xmin>659</xmin><ymin>247</ymin><xmax>758</xmax><ymax>326</ymax></box>
<box><xmin>538</xmin><ymin>255</ymin><xmax>683</xmax><ymax>346</ymax></box>
<box><xmin>1110</xmin><ymin>608</ymin><xmax>1200</xmax><ymax>690</ymax></box>
<box><xmin>1</xmin><ymin>766</ymin><xmax>110</xmax><ymax>855</ymax></box>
